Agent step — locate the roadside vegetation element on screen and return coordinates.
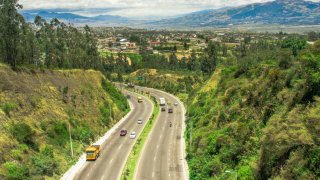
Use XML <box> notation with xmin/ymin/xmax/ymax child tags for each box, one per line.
<box><xmin>185</xmin><ymin>39</ymin><xmax>320</xmax><ymax>179</ymax></box>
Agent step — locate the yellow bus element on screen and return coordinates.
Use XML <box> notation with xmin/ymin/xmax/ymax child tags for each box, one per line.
<box><xmin>86</xmin><ymin>145</ymin><xmax>101</xmax><ymax>161</ymax></box>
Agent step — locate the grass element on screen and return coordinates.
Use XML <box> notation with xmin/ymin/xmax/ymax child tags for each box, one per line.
<box><xmin>121</xmin><ymin>93</ymin><xmax>160</xmax><ymax>180</ymax></box>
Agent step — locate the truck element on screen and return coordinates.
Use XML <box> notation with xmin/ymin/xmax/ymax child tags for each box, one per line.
<box><xmin>138</xmin><ymin>96</ymin><xmax>143</xmax><ymax>103</ymax></box>
<box><xmin>159</xmin><ymin>97</ymin><xmax>166</xmax><ymax>106</ymax></box>
<box><xmin>86</xmin><ymin>145</ymin><xmax>101</xmax><ymax>161</ymax></box>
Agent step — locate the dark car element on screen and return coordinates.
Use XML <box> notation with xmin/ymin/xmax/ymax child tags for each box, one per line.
<box><xmin>126</xmin><ymin>95</ymin><xmax>131</xmax><ymax>99</ymax></box>
<box><xmin>161</xmin><ymin>107</ymin><xmax>166</xmax><ymax>112</ymax></box>
<box><xmin>120</xmin><ymin>130</ymin><xmax>127</xmax><ymax>136</ymax></box>
<box><xmin>168</xmin><ymin>108</ymin><xmax>173</xmax><ymax>113</ymax></box>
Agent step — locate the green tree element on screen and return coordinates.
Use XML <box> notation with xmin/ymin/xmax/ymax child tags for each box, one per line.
<box><xmin>201</xmin><ymin>41</ymin><xmax>218</xmax><ymax>74</ymax></box>
<box><xmin>0</xmin><ymin>0</ymin><xmax>24</xmax><ymax>69</ymax></box>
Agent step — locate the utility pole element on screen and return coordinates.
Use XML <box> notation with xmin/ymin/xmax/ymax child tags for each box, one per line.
<box><xmin>110</xmin><ymin>104</ymin><xmax>112</xmax><ymax>120</ymax></box>
<box><xmin>68</xmin><ymin>123</ymin><xmax>74</xmax><ymax>158</ymax></box>
<box><xmin>187</xmin><ymin>104</ymin><xmax>192</xmax><ymax>147</ymax></box>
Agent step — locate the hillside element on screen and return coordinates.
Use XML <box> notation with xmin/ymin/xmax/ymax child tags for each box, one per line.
<box><xmin>0</xmin><ymin>64</ymin><xmax>128</xmax><ymax>179</ymax></box>
<box><xmin>126</xmin><ymin>69</ymin><xmax>204</xmax><ymax>102</ymax></box>
<box><xmin>20</xmin><ymin>9</ymin><xmax>131</xmax><ymax>25</ymax></box>
<box><xmin>154</xmin><ymin>0</ymin><xmax>320</xmax><ymax>27</ymax></box>
<box><xmin>185</xmin><ymin>41</ymin><xmax>320</xmax><ymax>179</ymax></box>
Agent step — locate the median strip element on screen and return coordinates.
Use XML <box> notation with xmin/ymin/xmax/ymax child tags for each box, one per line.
<box><xmin>121</xmin><ymin>92</ymin><xmax>160</xmax><ymax>180</ymax></box>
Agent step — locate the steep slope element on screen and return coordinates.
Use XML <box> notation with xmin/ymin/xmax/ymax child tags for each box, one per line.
<box><xmin>185</xmin><ymin>42</ymin><xmax>320</xmax><ymax>179</ymax></box>
<box><xmin>0</xmin><ymin>64</ymin><xmax>128</xmax><ymax>179</ymax></box>
<box><xmin>154</xmin><ymin>0</ymin><xmax>320</xmax><ymax>27</ymax></box>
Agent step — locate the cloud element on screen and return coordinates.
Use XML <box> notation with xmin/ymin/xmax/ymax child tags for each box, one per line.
<box><xmin>19</xmin><ymin>0</ymin><xmax>320</xmax><ymax>19</ymax></box>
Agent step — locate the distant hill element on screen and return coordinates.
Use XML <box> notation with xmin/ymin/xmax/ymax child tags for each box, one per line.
<box><xmin>153</xmin><ymin>0</ymin><xmax>320</xmax><ymax>27</ymax></box>
<box><xmin>21</xmin><ymin>9</ymin><xmax>131</xmax><ymax>25</ymax></box>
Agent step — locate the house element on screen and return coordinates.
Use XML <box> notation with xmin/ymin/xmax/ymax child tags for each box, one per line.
<box><xmin>150</xmin><ymin>41</ymin><xmax>161</xmax><ymax>47</ymax></box>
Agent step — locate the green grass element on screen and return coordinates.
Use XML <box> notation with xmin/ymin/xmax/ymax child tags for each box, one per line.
<box><xmin>121</xmin><ymin>93</ymin><xmax>160</xmax><ymax>180</ymax></box>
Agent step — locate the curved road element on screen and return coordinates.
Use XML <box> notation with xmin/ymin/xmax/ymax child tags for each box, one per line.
<box><xmin>73</xmin><ymin>90</ymin><xmax>153</xmax><ymax>180</ymax></box>
<box><xmin>135</xmin><ymin>87</ymin><xmax>187</xmax><ymax>180</ymax></box>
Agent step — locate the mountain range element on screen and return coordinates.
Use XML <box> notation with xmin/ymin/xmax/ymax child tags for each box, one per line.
<box><xmin>152</xmin><ymin>0</ymin><xmax>320</xmax><ymax>27</ymax></box>
<box><xmin>21</xmin><ymin>0</ymin><xmax>320</xmax><ymax>27</ymax></box>
<box><xmin>20</xmin><ymin>9</ymin><xmax>131</xmax><ymax>25</ymax></box>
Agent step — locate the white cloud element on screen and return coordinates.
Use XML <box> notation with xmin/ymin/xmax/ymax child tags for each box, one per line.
<box><xmin>19</xmin><ymin>0</ymin><xmax>320</xmax><ymax>19</ymax></box>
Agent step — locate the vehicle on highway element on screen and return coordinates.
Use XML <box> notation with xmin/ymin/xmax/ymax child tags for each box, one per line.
<box><xmin>174</xmin><ymin>102</ymin><xmax>178</xmax><ymax>106</ymax></box>
<box><xmin>127</xmin><ymin>83</ymin><xmax>135</xmax><ymax>88</ymax></box>
<box><xmin>126</xmin><ymin>95</ymin><xmax>131</xmax><ymax>99</ymax></box>
<box><xmin>138</xmin><ymin>96</ymin><xmax>143</xmax><ymax>103</ymax></box>
<box><xmin>146</xmin><ymin>91</ymin><xmax>150</xmax><ymax>95</ymax></box>
<box><xmin>159</xmin><ymin>97</ymin><xmax>166</xmax><ymax>106</ymax></box>
<box><xmin>169</xmin><ymin>122</ymin><xmax>172</xmax><ymax>127</ymax></box>
<box><xmin>168</xmin><ymin>107</ymin><xmax>173</xmax><ymax>113</ymax></box>
<box><xmin>86</xmin><ymin>145</ymin><xmax>101</xmax><ymax>161</ymax></box>
<box><xmin>130</xmin><ymin>132</ymin><xmax>136</xmax><ymax>139</ymax></box>
<box><xmin>161</xmin><ymin>107</ymin><xmax>166</xmax><ymax>112</ymax></box>
<box><xmin>167</xmin><ymin>102</ymin><xmax>172</xmax><ymax>106</ymax></box>
<box><xmin>137</xmin><ymin>119</ymin><xmax>143</xmax><ymax>124</ymax></box>
<box><xmin>120</xmin><ymin>130</ymin><xmax>127</xmax><ymax>136</ymax></box>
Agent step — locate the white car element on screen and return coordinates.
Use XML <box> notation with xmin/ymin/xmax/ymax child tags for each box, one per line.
<box><xmin>137</xmin><ymin>119</ymin><xmax>143</xmax><ymax>124</ymax></box>
<box><xmin>174</xmin><ymin>102</ymin><xmax>178</xmax><ymax>106</ymax></box>
<box><xmin>130</xmin><ymin>132</ymin><xmax>136</xmax><ymax>139</ymax></box>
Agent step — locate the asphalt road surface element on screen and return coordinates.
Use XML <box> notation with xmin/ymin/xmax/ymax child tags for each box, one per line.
<box><xmin>74</xmin><ymin>90</ymin><xmax>153</xmax><ymax>180</ymax></box>
<box><xmin>135</xmin><ymin>88</ymin><xmax>185</xmax><ymax>180</ymax></box>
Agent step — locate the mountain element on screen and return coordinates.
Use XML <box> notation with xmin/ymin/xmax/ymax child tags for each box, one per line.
<box><xmin>21</xmin><ymin>9</ymin><xmax>131</xmax><ymax>25</ymax></box>
<box><xmin>153</xmin><ymin>0</ymin><xmax>320</xmax><ymax>27</ymax></box>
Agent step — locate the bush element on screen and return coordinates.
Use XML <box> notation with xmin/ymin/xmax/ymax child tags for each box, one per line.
<box><xmin>238</xmin><ymin>165</ymin><xmax>254</xmax><ymax>180</ymax></box>
<box><xmin>31</xmin><ymin>146</ymin><xmax>57</xmax><ymax>176</ymax></box>
<box><xmin>1</xmin><ymin>102</ymin><xmax>18</xmax><ymax>117</ymax></box>
<box><xmin>47</xmin><ymin>121</ymin><xmax>69</xmax><ymax>146</ymax></box>
<box><xmin>2</xmin><ymin>162</ymin><xmax>29</xmax><ymax>179</ymax></box>
<box><xmin>9</xmin><ymin>122</ymin><xmax>36</xmax><ymax>148</ymax></box>
<box><xmin>101</xmin><ymin>79</ymin><xmax>128</xmax><ymax>112</ymax></box>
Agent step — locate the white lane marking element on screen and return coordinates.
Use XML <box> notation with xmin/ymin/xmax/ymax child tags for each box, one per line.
<box><xmin>118</xmin><ymin>144</ymin><xmax>123</xmax><ymax>150</ymax></box>
<box><xmin>109</xmin><ymin>159</ymin><xmax>114</xmax><ymax>164</ymax></box>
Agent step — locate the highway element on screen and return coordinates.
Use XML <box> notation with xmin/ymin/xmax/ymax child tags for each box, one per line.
<box><xmin>73</xmin><ymin>90</ymin><xmax>153</xmax><ymax>180</ymax></box>
<box><xmin>135</xmin><ymin>87</ymin><xmax>187</xmax><ymax>180</ymax></box>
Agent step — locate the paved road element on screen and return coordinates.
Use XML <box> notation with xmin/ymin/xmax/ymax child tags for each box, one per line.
<box><xmin>74</xmin><ymin>90</ymin><xmax>153</xmax><ymax>180</ymax></box>
<box><xmin>135</xmin><ymin>88</ymin><xmax>186</xmax><ymax>180</ymax></box>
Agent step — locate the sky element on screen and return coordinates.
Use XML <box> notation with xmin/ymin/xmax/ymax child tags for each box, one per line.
<box><xmin>19</xmin><ymin>0</ymin><xmax>320</xmax><ymax>19</ymax></box>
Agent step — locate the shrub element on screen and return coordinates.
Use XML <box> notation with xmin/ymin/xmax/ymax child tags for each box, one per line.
<box><xmin>47</xmin><ymin>121</ymin><xmax>68</xmax><ymax>146</ymax></box>
<box><xmin>1</xmin><ymin>102</ymin><xmax>18</xmax><ymax>117</ymax></box>
<box><xmin>9</xmin><ymin>122</ymin><xmax>36</xmax><ymax>148</ymax></box>
<box><xmin>238</xmin><ymin>165</ymin><xmax>254</xmax><ymax>180</ymax></box>
<box><xmin>31</xmin><ymin>146</ymin><xmax>57</xmax><ymax>176</ymax></box>
<box><xmin>2</xmin><ymin>162</ymin><xmax>29</xmax><ymax>179</ymax></box>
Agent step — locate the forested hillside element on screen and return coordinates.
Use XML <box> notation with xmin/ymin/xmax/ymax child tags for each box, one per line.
<box><xmin>0</xmin><ymin>0</ymin><xmax>101</xmax><ymax>70</ymax></box>
<box><xmin>186</xmin><ymin>40</ymin><xmax>320</xmax><ymax>179</ymax></box>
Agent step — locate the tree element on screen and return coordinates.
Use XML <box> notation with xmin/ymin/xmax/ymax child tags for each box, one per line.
<box><xmin>187</xmin><ymin>50</ymin><xmax>198</xmax><ymax>71</ymax></box>
<box><xmin>282</xmin><ymin>36</ymin><xmax>307</xmax><ymax>56</ymax></box>
<box><xmin>169</xmin><ymin>53</ymin><xmax>178</xmax><ymax>69</ymax></box>
<box><xmin>201</xmin><ymin>41</ymin><xmax>218</xmax><ymax>74</ymax></box>
<box><xmin>0</xmin><ymin>0</ymin><xmax>24</xmax><ymax>69</ymax></box>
